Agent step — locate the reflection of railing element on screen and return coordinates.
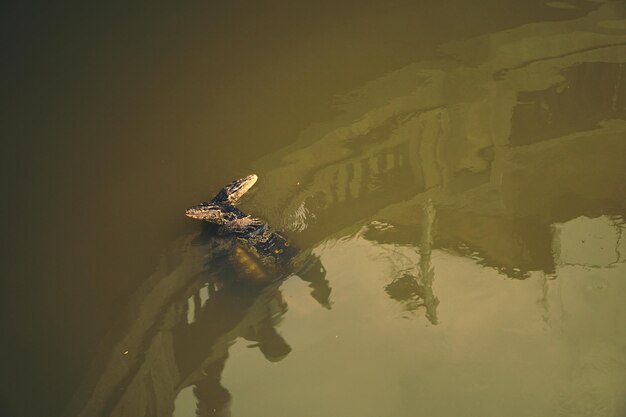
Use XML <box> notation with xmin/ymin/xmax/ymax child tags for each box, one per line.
<box><xmin>417</xmin><ymin>199</ymin><xmax>439</xmax><ymax>325</ymax></box>
<box><xmin>381</xmin><ymin>200</ymin><xmax>439</xmax><ymax>324</ymax></box>
<box><xmin>290</xmin><ymin>139</ymin><xmax>424</xmax><ymax>232</ymax></box>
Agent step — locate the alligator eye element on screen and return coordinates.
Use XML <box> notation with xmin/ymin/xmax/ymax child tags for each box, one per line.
<box><xmin>284</xmin><ymin>242</ymin><xmax>290</xmax><ymax>246</ymax></box>
<box><xmin>274</xmin><ymin>248</ymin><xmax>283</xmax><ymax>254</ymax></box>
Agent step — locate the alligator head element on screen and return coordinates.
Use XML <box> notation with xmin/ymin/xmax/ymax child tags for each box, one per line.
<box><xmin>185</xmin><ymin>174</ymin><xmax>258</xmax><ymax>224</ymax></box>
<box><xmin>210</xmin><ymin>174</ymin><xmax>258</xmax><ymax>205</ymax></box>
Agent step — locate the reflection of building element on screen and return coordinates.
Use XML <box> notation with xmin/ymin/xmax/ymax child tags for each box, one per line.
<box><xmin>248</xmin><ymin>2</ymin><xmax>626</xmax><ymax>280</ymax></box>
<box><xmin>544</xmin><ymin>214</ymin><xmax>626</xmax><ymax>413</ymax></box>
<box><xmin>63</xmin><ymin>235</ymin><xmax>330</xmax><ymax>417</ymax></box>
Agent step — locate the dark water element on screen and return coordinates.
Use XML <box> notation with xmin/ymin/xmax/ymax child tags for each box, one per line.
<box><xmin>1</xmin><ymin>1</ymin><xmax>626</xmax><ymax>416</ymax></box>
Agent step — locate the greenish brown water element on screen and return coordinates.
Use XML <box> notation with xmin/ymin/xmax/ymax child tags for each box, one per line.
<box><xmin>1</xmin><ymin>1</ymin><xmax>626</xmax><ymax>417</ymax></box>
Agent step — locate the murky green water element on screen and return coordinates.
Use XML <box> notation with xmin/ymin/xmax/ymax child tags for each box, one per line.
<box><xmin>2</xmin><ymin>1</ymin><xmax>626</xmax><ymax>417</ymax></box>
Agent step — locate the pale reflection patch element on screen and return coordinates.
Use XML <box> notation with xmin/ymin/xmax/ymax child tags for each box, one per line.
<box><xmin>187</xmin><ymin>283</ymin><xmax>210</xmax><ymax>324</ymax></box>
<box><xmin>199</xmin><ymin>283</ymin><xmax>210</xmax><ymax>308</ymax></box>
<box><xmin>553</xmin><ymin>215</ymin><xmax>625</xmax><ymax>267</ymax></box>
<box><xmin>173</xmin><ymin>386</ymin><xmax>196</xmax><ymax>417</ymax></box>
<box><xmin>186</xmin><ymin>296</ymin><xmax>195</xmax><ymax>325</ymax></box>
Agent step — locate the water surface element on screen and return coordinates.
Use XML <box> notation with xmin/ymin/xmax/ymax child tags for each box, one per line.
<box><xmin>1</xmin><ymin>1</ymin><xmax>625</xmax><ymax>416</ymax></box>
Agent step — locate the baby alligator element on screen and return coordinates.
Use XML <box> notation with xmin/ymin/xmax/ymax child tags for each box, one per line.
<box><xmin>185</xmin><ymin>174</ymin><xmax>299</xmax><ymax>281</ymax></box>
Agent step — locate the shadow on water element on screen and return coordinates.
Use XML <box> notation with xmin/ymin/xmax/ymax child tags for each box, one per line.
<box><xmin>64</xmin><ymin>2</ymin><xmax>626</xmax><ymax>416</ymax></box>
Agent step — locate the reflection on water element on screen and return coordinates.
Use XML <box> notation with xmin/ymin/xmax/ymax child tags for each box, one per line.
<box><xmin>64</xmin><ymin>231</ymin><xmax>330</xmax><ymax>417</ymax></box>
<box><xmin>380</xmin><ymin>200</ymin><xmax>439</xmax><ymax>323</ymax></box>
<box><xmin>63</xmin><ymin>2</ymin><xmax>626</xmax><ymax>417</ymax></box>
<box><xmin>248</xmin><ymin>2</ymin><xmax>625</xmax><ymax>279</ymax></box>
